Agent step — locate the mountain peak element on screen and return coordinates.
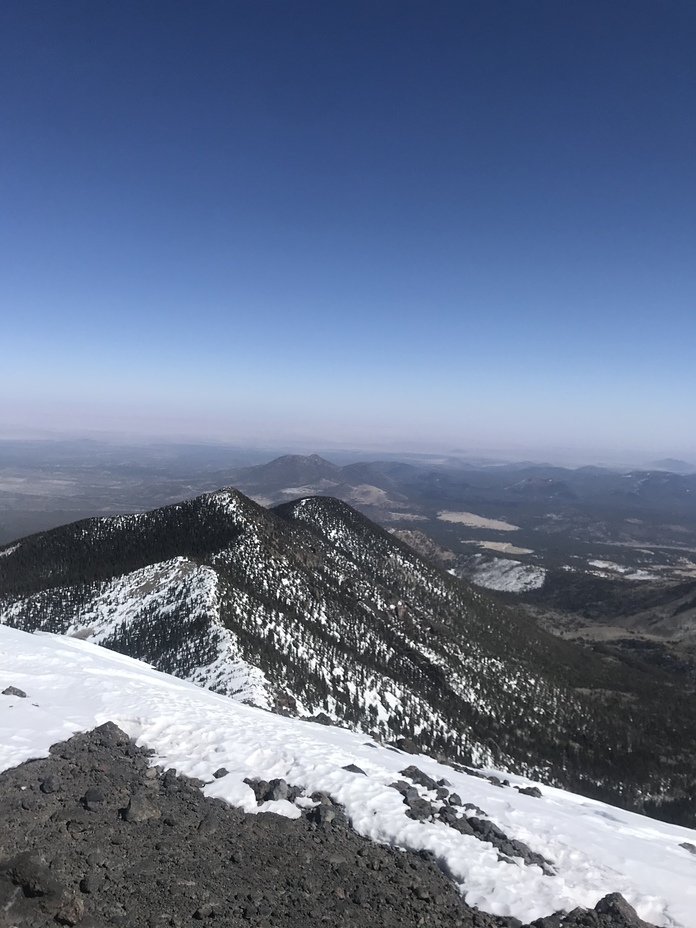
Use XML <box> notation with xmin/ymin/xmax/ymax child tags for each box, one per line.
<box><xmin>262</xmin><ymin>452</ymin><xmax>339</xmax><ymax>471</ymax></box>
<box><xmin>237</xmin><ymin>454</ymin><xmax>341</xmax><ymax>488</ymax></box>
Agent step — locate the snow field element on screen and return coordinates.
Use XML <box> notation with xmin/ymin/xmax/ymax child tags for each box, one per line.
<box><xmin>0</xmin><ymin>625</ymin><xmax>694</xmax><ymax>927</ymax></box>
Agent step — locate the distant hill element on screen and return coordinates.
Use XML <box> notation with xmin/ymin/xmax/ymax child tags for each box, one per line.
<box><xmin>651</xmin><ymin>458</ymin><xmax>696</xmax><ymax>475</ymax></box>
<box><xmin>230</xmin><ymin>453</ymin><xmax>342</xmax><ymax>490</ymax></box>
<box><xmin>216</xmin><ymin>454</ymin><xmax>696</xmax><ymax>520</ymax></box>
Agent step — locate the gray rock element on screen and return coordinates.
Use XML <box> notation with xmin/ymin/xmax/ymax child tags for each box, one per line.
<box><xmin>465</xmin><ymin>816</ymin><xmax>554</xmax><ymax>874</ymax></box>
<box><xmin>352</xmin><ymin>885</ymin><xmax>367</xmax><ymax>905</ymax></box>
<box><xmin>56</xmin><ymin>894</ymin><xmax>85</xmax><ymax>925</ymax></box>
<box><xmin>163</xmin><ymin>769</ymin><xmax>180</xmax><ymax>792</ymax></box>
<box><xmin>286</xmin><ymin>784</ymin><xmax>304</xmax><ymax>802</ymax></box>
<box><xmin>406</xmin><ymin>797</ymin><xmax>435</xmax><ymax>821</ymax></box>
<box><xmin>518</xmin><ymin>786</ymin><xmax>542</xmax><ymax>798</ymax></box>
<box><xmin>470</xmin><ymin>817</ymin><xmax>507</xmax><ymax>842</ymax></box>
<box><xmin>438</xmin><ymin>805</ymin><xmax>458</xmax><ymax>825</ymax></box>
<box><xmin>40</xmin><ymin>774</ymin><xmax>60</xmax><ymax>794</ymax></box>
<box><xmin>83</xmin><ymin>786</ymin><xmax>105</xmax><ymax>810</ymax></box>
<box><xmin>595</xmin><ymin>892</ymin><xmax>653</xmax><ymax>927</ymax></box>
<box><xmin>309</xmin><ymin>804</ymin><xmax>336</xmax><ymax>825</ymax></box>
<box><xmin>462</xmin><ymin>802</ymin><xmax>484</xmax><ymax>814</ymax></box>
<box><xmin>2</xmin><ymin>685</ymin><xmax>27</xmax><ymax>698</ymax></box>
<box><xmin>562</xmin><ymin>907</ymin><xmax>599</xmax><ymax>927</ymax></box>
<box><xmin>389</xmin><ymin>779</ymin><xmax>413</xmax><ymax>795</ymax></box>
<box><xmin>0</xmin><ymin>850</ymin><xmax>64</xmax><ymax>898</ymax></box>
<box><xmin>400</xmin><ymin>765</ymin><xmax>438</xmax><ymax>791</ymax></box>
<box><xmin>94</xmin><ymin>721</ymin><xmax>130</xmax><ymax>747</ymax></box>
<box><xmin>198</xmin><ymin>812</ymin><xmax>219</xmax><ymax>835</ymax></box>
<box><xmin>267</xmin><ymin>777</ymin><xmax>289</xmax><ymax>801</ymax></box>
<box><xmin>449</xmin><ymin>816</ymin><xmax>475</xmax><ymax>836</ymax></box>
<box><xmin>342</xmin><ymin>763</ymin><xmax>366</xmax><ymax>775</ymax></box>
<box><xmin>124</xmin><ymin>791</ymin><xmax>161</xmax><ymax>822</ymax></box>
<box><xmin>244</xmin><ymin>777</ymin><xmax>270</xmax><ymax>802</ymax></box>
<box><xmin>80</xmin><ymin>870</ymin><xmax>104</xmax><ymax>894</ymax></box>
<box><xmin>531</xmin><ymin>916</ymin><xmax>562</xmax><ymax>928</ymax></box>
<box><xmin>212</xmin><ymin>767</ymin><xmax>228</xmax><ymax>779</ymax></box>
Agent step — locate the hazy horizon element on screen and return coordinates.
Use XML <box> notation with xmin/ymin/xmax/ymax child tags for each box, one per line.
<box><xmin>2</xmin><ymin>2</ymin><xmax>694</xmax><ymax>461</ymax></box>
<box><xmin>1</xmin><ymin>423</ymin><xmax>693</xmax><ymax>472</ymax></box>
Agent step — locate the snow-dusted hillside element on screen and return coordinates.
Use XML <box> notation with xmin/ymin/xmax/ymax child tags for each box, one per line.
<box><xmin>1</xmin><ymin>625</ymin><xmax>694</xmax><ymax>927</ymax></box>
<box><xmin>0</xmin><ymin>554</ymin><xmax>273</xmax><ymax>707</ymax></box>
<box><xmin>2</xmin><ymin>488</ymin><xmax>696</xmax><ymax>829</ymax></box>
<box><xmin>463</xmin><ymin>555</ymin><xmax>546</xmax><ymax>593</ymax></box>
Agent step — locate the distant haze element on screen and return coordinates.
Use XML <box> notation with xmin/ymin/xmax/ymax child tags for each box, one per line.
<box><xmin>0</xmin><ymin>420</ymin><xmax>691</xmax><ymax>472</ymax></box>
<box><xmin>2</xmin><ymin>2</ymin><xmax>694</xmax><ymax>463</ymax></box>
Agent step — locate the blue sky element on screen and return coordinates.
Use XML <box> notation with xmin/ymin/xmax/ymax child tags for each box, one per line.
<box><xmin>2</xmin><ymin>1</ymin><xmax>694</xmax><ymax>462</ymax></box>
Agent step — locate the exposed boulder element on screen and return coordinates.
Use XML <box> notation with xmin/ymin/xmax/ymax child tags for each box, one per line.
<box><xmin>400</xmin><ymin>764</ymin><xmax>439</xmax><ymax>791</ymax></box>
<box><xmin>2</xmin><ymin>685</ymin><xmax>26</xmax><ymax>698</ymax></box>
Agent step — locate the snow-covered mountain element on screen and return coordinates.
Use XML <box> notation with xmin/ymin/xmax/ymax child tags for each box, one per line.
<box><xmin>1</xmin><ymin>624</ymin><xmax>694</xmax><ymax>928</ymax></box>
<box><xmin>1</xmin><ymin>488</ymin><xmax>695</xmax><ymax>828</ymax></box>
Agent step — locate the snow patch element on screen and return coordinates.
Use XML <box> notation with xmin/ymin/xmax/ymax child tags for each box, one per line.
<box><xmin>438</xmin><ymin>511</ymin><xmax>520</xmax><ymax>531</ymax></box>
<box><xmin>468</xmin><ymin>557</ymin><xmax>546</xmax><ymax>593</ymax></box>
<box><xmin>588</xmin><ymin>560</ymin><xmax>655</xmax><ymax>581</ymax></box>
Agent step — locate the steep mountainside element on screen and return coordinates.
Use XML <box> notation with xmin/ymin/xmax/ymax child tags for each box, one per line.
<box><xmin>1</xmin><ymin>488</ymin><xmax>695</xmax><ymax>826</ymax></box>
<box><xmin>6</xmin><ymin>625</ymin><xmax>695</xmax><ymax>927</ymax></box>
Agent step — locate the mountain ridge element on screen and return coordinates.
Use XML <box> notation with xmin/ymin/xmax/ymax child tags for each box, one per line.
<box><xmin>1</xmin><ymin>487</ymin><xmax>695</xmax><ymax>826</ymax></box>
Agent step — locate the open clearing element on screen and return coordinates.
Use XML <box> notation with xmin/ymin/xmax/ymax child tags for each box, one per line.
<box><xmin>461</xmin><ymin>540</ymin><xmax>534</xmax><ymax>554</ymax></box>
<box><xmin>478</xmin><ymin>540</ymin><xmax>533</xmax><ymax>554</ymax></box>
<box><xmin>438</xmin><ymin>510</ymin><xmax>520</xmax><ymax>531</ymax></box>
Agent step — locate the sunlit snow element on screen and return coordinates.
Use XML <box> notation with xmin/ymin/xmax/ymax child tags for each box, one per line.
<box><xmin>588</xmin><ymin>560</ymin><xmax>655</xmax><ymax>581</ymax></box>
<box><xmin>467</xmin><ymin>556</ymin><xmax>546</xmax><ymax>593</ymax></box>
<box><xmin>1</xmin><ymin>626</ymin><xmax>694</xmax><ymax>927</ymax></box>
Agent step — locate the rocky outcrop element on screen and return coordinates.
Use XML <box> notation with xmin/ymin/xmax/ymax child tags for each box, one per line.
<box><xmin>0</xmin><ymin>725</ymin><xmax>657</xmax><ymax>928</ymax></box>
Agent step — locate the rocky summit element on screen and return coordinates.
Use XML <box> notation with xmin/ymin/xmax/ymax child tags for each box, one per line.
<box><xmin>0</xmin><ymin>723</ymin><xmax>655</xmax><ymax>928</ymax></box>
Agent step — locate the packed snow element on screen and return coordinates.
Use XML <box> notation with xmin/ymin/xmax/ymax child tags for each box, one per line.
<box><xmin>1</xmin><ymin>625</ymin><xmax>695</xmax><ymax>927</ymax></box>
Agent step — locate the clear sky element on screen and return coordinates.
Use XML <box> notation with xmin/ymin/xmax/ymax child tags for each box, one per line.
<box><xmin>2</xmin><ymin>1</ymin><xmax>695</xmax><ymax>462</ymax></box>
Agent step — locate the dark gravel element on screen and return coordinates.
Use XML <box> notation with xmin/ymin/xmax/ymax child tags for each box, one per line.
<box><xmin>0</xmin><ymin>723</ymin><xmax>656</xmax><ymax>928</ymax></box>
